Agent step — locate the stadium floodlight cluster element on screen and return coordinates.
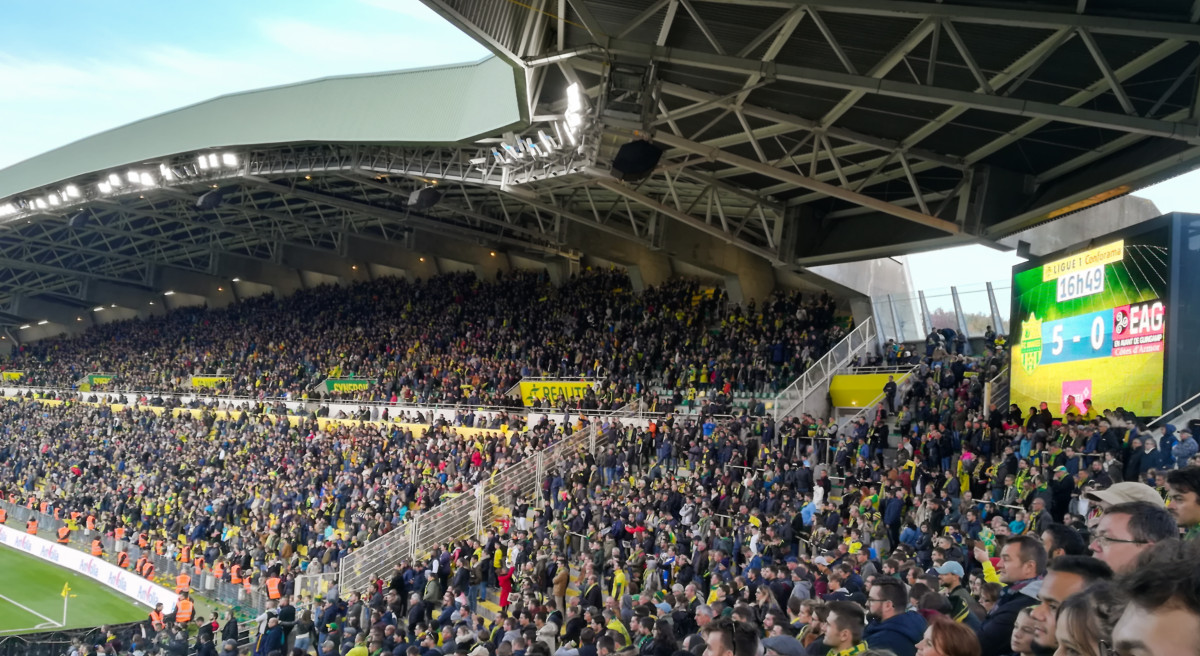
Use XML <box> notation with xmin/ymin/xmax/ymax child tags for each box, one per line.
<box><xmin>488</xmin><ymin>83</ymin><xmax>586</xmax><ymax>167</ymax></box>
<box><xmin>0</xmin><ymin>151</ymin><xmax>241</xmax><ymax>221</ymax></box>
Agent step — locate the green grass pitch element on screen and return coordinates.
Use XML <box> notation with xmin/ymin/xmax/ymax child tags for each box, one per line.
<box><xmin>0</xmin><ymin>544</ymin><xmax>147</xmax><ymax>634</ymax></box>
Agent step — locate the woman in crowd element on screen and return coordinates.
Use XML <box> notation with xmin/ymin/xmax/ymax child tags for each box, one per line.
<box><xmin>916</xmin><ymin>615</ymin><xmax>981</xmax><ymax>656</ymax></box>
<box><xmin>1053</xmin><ymin>583</ymin><xmax>1122</xmax><ymax>656</ymax></box>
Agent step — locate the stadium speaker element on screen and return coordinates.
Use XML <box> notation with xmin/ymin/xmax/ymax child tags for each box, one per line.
<box><xmin>1016</xmin><ymin>240</ymin><xmax>1032</xmax><ymax>258</ymax></box>
<box><xmin>196</xmin><ymin>187</ymin><xmax>227</xmax><ymax>210</ymax></box>
<box><xmin>407</xmin><ymin>187</ymin><xmax>443</xmax><ymax>210</ymax></box>
<box><xmin>611</xmin><ymin>140</ymin><xmax>662</xmax><ymax>181</ymax></box>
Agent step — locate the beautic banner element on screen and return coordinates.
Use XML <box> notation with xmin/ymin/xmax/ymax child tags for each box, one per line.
<box><xmin>517</xmin><ymin>380</ymin><xmax>597</xmax><ymax>407</ymax></box>
<box><xmin>1</xmin><ymin>371</ymin><xmax>23</xmax><ymax>382</ymax></box>
<box><xmin>0</xmin><ymin>523</ymin><xmax>177</xmax><ymax>612</ymax></box>
<box><xmin>324</xmin><ymin>378</ymin><xmax>373</xmax><ymax>393</ymax></box>
<box><xmin>190</xmin><ymin>376</ymin><xmax>230</xmax><ymax>389</ymax></box>
<box><xmin>88</xmin><ymin>374</ymin><xmax>115</xmax><ymax>386</ymax></box>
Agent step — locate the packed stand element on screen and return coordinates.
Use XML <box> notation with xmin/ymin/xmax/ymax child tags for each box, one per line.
<box><xmin>266</xmin><ymin>332</ymin><xmax>1200</xmax><ymax>656</ymax></box>
<box><xmin>4</xmin><ymin>271</ymin><xmax>843</xmax><ymax>410</ymax></box>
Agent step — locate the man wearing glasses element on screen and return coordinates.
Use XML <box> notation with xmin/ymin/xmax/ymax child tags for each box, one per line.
<box><xmin>1088</xmin><ymin>501</ymin><xmax>1176</xmax><ymax>573</ymax></box>
<box><xmin>862</xmin><ymin>579</ymin><xmax>925</xmax><ymax>656</ymax></box>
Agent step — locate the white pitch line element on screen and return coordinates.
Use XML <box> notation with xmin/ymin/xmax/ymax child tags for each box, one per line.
<box><xmin>0</xmin><ymin>592</ymin><xmax>62</xmax><ymax>628</ymax></box>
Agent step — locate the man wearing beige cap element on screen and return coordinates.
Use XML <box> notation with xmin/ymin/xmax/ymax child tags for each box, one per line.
<box><xmin>1082</xmin><ymin>481</ymin><xmax>1164</xmax><ymax>529</ymax></box>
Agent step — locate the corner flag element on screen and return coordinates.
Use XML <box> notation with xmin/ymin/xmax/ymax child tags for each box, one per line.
<box><xmin>61</xmin><ymin>582</ymin><xmax>70</xmax><ymax>598</ymax></box>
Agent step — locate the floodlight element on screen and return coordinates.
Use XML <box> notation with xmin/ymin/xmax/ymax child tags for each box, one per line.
<box><xmin>197</xmin><ymin>155</ymin><xmax>210</xmax><ymax>170</ymax></box>
<box><xmin>98</xmin><ymin>182</ymin><xmax>113</xmax><ymax>194</ymax></box>
<box><xmin>222</xmin><ymin>153</ymin><xmax>238</xmax><ymax>167</ymax></box>
<box><xmin>37</xmin><ymin>320</ymin><xmax>48</xmax><ymax>325</ymax></box>
<box><xmin>163</xmin><ymin>291</ymin><xmax>176</xmax><ymax>296</ymax></box>
<box><xmin>140</xmin><ymin>172</ymin><xmax>155</xmax><ymax>186</ymax></box>
<box><xmin>108</xmin><ymin>173</ymin><xmax>122</xmax><ymax>187</ymax></box>
<box><xmin>65</xmin><ymin>185</ymin><xmax>81</xmax><ymax>199</ymax></box>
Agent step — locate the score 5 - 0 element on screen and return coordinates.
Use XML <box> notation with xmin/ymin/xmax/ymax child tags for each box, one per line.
<box><xmin>1039</xmin><ymin>309</ymin><xmax>1113</xmax><ymax>365</ymax></box>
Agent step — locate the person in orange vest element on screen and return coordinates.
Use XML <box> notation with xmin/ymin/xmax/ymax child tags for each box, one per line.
<box><xmin>173</xmin><ymin>592</ymin><xmax>194</xmax><ymax>625</ymax></box>
<box><xmin>84</xmin><ymin>514</ymin><xmax>95</xmax><ymax>537</ymax></box>
<box><xmin>0</xmin><ymin>507</ymin><xmax>7</xmax><ymax>524</ymax></box>
<box><xmin>148</xmin><ymin>602</ymin><xmax>166</xmax><ymax>635</ymax></box>
<box><xmin>25</xmin><ymin>517</ymin><xmax>37</xmax><ymax>535</ymax></box>
<box><xmin>91</xmin><ymin>539</ymin><xmax>104</xmax><ymax>557</ymax></box>
<box><xmin>141</xmin><ymin>560</ymin><xmax>156</xmax><ymax>581</ymax></box>
<box><xmin>116</xmin><ymin>551</ymin><xmax>130</xmax><ymax>570</ymax></box>
<box><xmin>175</xmin><ymin>571</ymin><xmax>191</xmax><ymax>594</ymax></box>
<box><xmin>135</xmin><ymin>555</ymin><xmax>148</xmax><ymax>575</ymax></box>
<box><xmin>192</xmin><ymin>555</ymin><xmax>205</xmax><ymax>575</ymax></box>
<box><xmin>56</xmin><ymin>525</ymin><xmax>71</xmax><ymax>545</ymax></box>
<box><xmin>242</xmin><ymin>572</ymin><xmax>253</xmax><ymax>596</ymax></box>
<box><xmin>137</xmin><ymin>533</ymin><xmax>149</xmax><ymax>550</ymax></box>
<box><xmin>265</xmin><ymin>574</ymin><xmax>282</xmax><ymax>600</ymax></box>
<box><xmin>229</xmin><ymin>564</ymin><xmax>243</xmax><ymax>585</ymax></box>
<box><xmin>153</xmin><ymin>539</ymin><xmax>165</xmax><ymax>556</ymax></box>
<box><xmin>212</xmin><ymin>560</ymin><xmax>226</xmax><ymax>582</ymax></box>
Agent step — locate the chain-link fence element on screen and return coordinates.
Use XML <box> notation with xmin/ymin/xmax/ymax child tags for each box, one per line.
<box><xmin>0</xmin><ymin>500</ymin><xmax>268</xmax><ymax>616</ymax></box>
<box><xmin>293</xmin><ymin>571</ymin><xmax>340</xmax><ymax>602</ymax></box>
<box><xmin>337</xmin><ymin>400</ymin><xmax>643</xmax><ymax>597</ymax></box>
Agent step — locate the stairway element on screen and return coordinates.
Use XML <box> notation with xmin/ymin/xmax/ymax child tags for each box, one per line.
<box><xmin>773</xmin><ymin>318</ymin><xmax>877</xmax><ymax>424</ymax></box>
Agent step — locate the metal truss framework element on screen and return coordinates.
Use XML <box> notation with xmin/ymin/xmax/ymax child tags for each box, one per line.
<box><xmin>0</xmin><ymin>0</ymin><xmax>1198</xmax><ymax>324</ymax></box>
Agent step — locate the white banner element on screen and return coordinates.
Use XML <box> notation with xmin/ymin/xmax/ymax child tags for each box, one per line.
<box><xmin>0</xmin><ymin>524</ymin><xmax>176</xmax><ymax>612</ymax></box>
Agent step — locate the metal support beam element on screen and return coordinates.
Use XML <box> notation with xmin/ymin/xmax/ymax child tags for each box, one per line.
<box><xmin>596</xmin><ymin>40</ymin><xmax>1200</xmax><ymax>142</ymax></box>
<box><xmin>653</xmin><ymin>132</ymin><xmax>961</xmax><ymax>234</ymax></box>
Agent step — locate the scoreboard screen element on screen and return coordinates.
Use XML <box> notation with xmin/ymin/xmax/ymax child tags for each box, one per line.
<box><xmin>1009</xmin><ymin>227</ymin><xmax>1168</xmax><ymax>417</ymax></box>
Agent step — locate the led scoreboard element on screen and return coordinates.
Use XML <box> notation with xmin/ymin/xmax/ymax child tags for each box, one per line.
<box><xmin>1010</xmin><ymin>227</ymin><xmax>1168</xmax><ymax>417</ymax></box>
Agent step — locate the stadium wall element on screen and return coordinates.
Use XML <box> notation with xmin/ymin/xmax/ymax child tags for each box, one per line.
<box><xmin>0</xmin><ymin>523</ymin><xmax>177</xmax><ymax>612</ymax></box>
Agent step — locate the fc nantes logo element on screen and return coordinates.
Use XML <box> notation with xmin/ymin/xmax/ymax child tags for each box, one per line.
<box><xmin>1020</xmin><ymin>313</ymin><xmax>1044</xmax><ymax>375</ymax></box>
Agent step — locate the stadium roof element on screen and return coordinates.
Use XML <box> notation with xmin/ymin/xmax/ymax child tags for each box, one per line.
<box><xmin>0</xmin><ymin>0</ymin><xmax>1198</xmax><ymax>333</ymax></box>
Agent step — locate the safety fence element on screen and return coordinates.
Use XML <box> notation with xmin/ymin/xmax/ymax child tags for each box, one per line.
<box><xmin>0</xmin><ymin>500</ymin><xmax>269</xmax><ymax>617</ymax></box>
<box><xmin>773</xmin><ymin>318</ymin><xmax>876</xmax><ymax>424</ymax></box>
<box><xmin>336</xmin><ymin>400</ymin><xmax>643</xmax><ymax>597</ymax></box>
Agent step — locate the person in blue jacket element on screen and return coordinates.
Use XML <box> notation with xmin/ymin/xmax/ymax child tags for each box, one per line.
<box><xmin>862</xmin><ymin>578</ymin><xmax>926</xmax><ymax>656</ymax></box>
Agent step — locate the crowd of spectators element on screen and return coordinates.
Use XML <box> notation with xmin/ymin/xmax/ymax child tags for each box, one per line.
<box><xmin>2</xmin><ymin>273</ymin><xmax>1198</xmax><ymax>656</ymax></box>
<box><xmin>4</xmin><ymin>271</ymin><xmax>842</xmax><ymax>410</ymax></box>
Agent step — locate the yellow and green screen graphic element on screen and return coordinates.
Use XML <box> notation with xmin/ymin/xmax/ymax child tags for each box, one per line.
<box><xmin>1010</xmin><ymin>229</ymin><xmax>1168</xmax><ymax>417</ymax></box>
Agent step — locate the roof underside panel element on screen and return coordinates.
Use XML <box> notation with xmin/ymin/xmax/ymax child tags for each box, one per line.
<box><xmin>0</xmin><ymin>57</ymin><xmax>523</xmax><ymax>199</ymax></box>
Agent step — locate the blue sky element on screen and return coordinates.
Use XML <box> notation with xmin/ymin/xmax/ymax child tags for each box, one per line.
<box><xmin>0</xmin><ymin>0</ymin><xmax>1194</xmax><ymax>290</ymax></box>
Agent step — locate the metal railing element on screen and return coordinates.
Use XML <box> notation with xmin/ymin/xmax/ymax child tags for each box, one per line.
<box><xmin>337</xmin><ymin>400</ymin><xmax>642</xmax><ymax>596</ymax></box>
<box><xmin>1150</xmin><ymin>389</ymin><xmax>1200</xmax><ymax>428</ymax></box>
<box><xmin>837</xmin><ymin>363</ymin><xmax>919</xmax><ymax>430</ymax></box>
<box><xmin>773</xmin><ymin>317</ymin><xmax>876</xmax><ymax>424</ymax></box>
<box><xmin>985</xmin><ymin>366</ymin><xmax>1010</xmax><ymax>418</ymax></box>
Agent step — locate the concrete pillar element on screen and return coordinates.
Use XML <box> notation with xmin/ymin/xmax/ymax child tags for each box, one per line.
<box><xmin>281</xmin><ymin>245</ymin><xmax>370</xmax><ymax>285</ymax></box>
<box><xmin>155</xmin><ymin>266</ymin><xmax>236</xmax><ymax>309</ymax></box>
<box><xmin>80</xmin><ymin>280</ymin><xmax>167</xmax><ymax>318</ymax></box>
<box><xmin>214</xmin><ymin>253</ymin><xmax>304</xmax><ymax>295</ymax></box>
<box><xmin>9</xmin><ymin>296</ymin><xmax>95</xmax><ymax>334</ymax></box>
